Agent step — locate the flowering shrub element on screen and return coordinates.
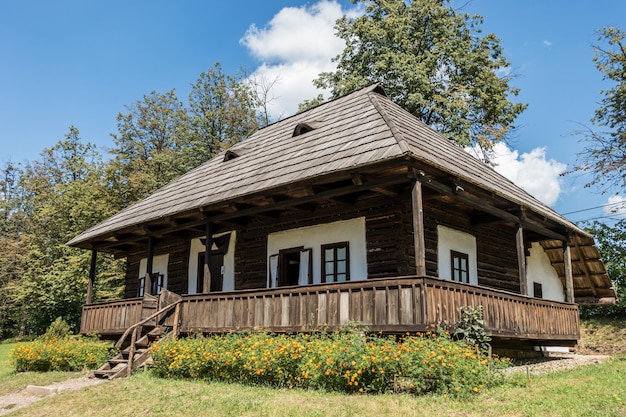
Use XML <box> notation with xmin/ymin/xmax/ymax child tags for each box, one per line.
<box><xmin>9</xmin><ymin>336</ymin><xmax>115</xmax><ymax>372</ymax></box>
<box><xmin>150</xmin><ymin>329</ymin><xmax>509</xmax><ymax>397</ymax></box>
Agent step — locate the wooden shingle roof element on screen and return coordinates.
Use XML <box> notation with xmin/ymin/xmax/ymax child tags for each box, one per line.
<box><xmin>68</xmin><ymin>84</ymin><xmax>615</xmax><ymax>303</ymax></box>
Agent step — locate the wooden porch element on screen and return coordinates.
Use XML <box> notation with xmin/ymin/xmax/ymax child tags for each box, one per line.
<box><xmin>80</xmin><ymin>276</ymin><xmax>579</xmax><ymax>346</ymax></box>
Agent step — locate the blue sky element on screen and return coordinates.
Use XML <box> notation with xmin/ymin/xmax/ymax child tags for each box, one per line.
<box><xmin>1</xmin><ymin>0</ymin><xmax>624</xmax><ymax>224</ymax></box>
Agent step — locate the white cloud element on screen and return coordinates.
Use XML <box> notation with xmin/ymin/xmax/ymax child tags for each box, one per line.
<box><xmin>240</xmin><ymin>0</ymin><xmax>360</xmax><ymax>119</ymax></box>
<box><xmin>487</xmin><ymin>143</ymin><xmax>566</xmax><ymax>207</ymax></box>
<box><xmin>543</xmin><ymin>40</ymin><xmax>552</xmax><ymax>47</ymax></box>
<box><xmin>604</xmin><ymin>195</ymin><xmax>626</xmax><ymax>218</ymax></box>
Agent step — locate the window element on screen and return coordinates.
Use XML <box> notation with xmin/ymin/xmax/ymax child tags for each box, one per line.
<box><xmin>138</xmin><ymin>276</ymin><xmax>145</xmax><ymax>297</ymax></box>
<box><xmin>138</xmin><ymin>273</ymin><xmax>164</xmax><ymax>296</ymax></box>
<box><xmin>533</xmin><ymin>282</ymin><xmax>543</xmax><ymax>299</ymax></box>
<box><xmin>269</xmin><ymin>247</ymin><xmax>312</xmax><ymax>288</ymax></box>
<box><xmin>322</xmin><ymin>242</ymin><xmax>350</xmax><ymax>283</ymax></box>
<box><xmin>450</xmin><ymin>251</ymin><xmax>469</xmax><ymax>283</ymax></box>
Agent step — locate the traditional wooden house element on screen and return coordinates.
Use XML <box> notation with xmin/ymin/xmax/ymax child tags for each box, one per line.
<box><xmin>69</xmin><ymin>84</ymin><xmax>615</xmax><ymax>362</ymax></box>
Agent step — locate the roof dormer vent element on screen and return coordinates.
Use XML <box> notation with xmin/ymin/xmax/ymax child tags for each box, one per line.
<box><xmin>223</xmin><ymin>150</ymin><xmax>239</xmax><ymax>162</ymax></box>
<box><xmin>293</xmin><ymin>121</ymin><xmax>323</xmax><ymax>137</ymax></box>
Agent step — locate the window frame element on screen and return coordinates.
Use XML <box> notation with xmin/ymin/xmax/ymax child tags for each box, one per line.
<box><xmin>450</xmin><ymin>250</ymin><xmax>470</xmax><ymax>284</ymax></box>
<box><xmin>321</xmin><ymin>242</ymin><xmax>350</xmax><ymax>283</ymax></box>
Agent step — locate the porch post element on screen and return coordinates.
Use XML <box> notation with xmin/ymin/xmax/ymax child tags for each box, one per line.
<box><xmin>146</xmin><ymin>236</ymin><xmax>154</xmax><ymax>295</ymax></box>
<box><xmin>86</xmin><ymin>249</ymin><xmax>97</xmax><ymax>304</ymax></box>
<box><xmin>515</xmin><ymin>224</ymin><xmax>528</xmax><ymax>295</ymax></box>
<box><xmin>563</xmin><ymin>241</ymin><xmax>575</xmax><ymax>303</ymax></box>
<box><xmin>411</xmin><ymin>179</ymin><xmax>426</xmax><ymax>276</ymax></box>
<box><xmin>203</xmin><ymin>221</ymin><xmax>213</xmax><ymax>293</ymax></box>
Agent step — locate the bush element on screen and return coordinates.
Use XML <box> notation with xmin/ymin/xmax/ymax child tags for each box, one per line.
<box><xmin>9</xmin><ymin>336</ymin><xmax>116</xmax><ymax>372</ymax></box>
<box><xmin>150</xmin><ymin>329</ymin><xmax>509</xmax><ymax>397</ymax></box>
<box><xmin>41</xmin><ymin>317</ymin><xmax>72</xmax><ymax>342</ymax></box>
<box><xmin>453</xmin><ymin>306</ymin><xmax>491</xmax><ymax>353</ymax></box>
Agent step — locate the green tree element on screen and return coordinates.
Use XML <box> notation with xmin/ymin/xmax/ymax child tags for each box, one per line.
<box><xmin>7</xmin><ymin>128</ymin><xmax>123</xmax><ymax>335</ymax></box>
<box><xmin>314</xmin><ymin>0</ymin><xmax>526</xmax><ymax>149</ymax></box>
<box><xmin>186</xmin><ymin>63</ymin><xmax>259</xmax><ymax>167</ymax></box>
<box><xmin>108</xmin><ymin>90</ymin><xmax>190</xmax><ymax>206</ymax></box>
<box><xmin>575</xmin><ymin>27</ymin><xmax>626</xmax><ymax>191</ymax></box>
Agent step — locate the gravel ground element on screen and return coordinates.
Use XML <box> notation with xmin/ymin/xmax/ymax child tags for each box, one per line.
<box><xmin>503</xmin><ymin>353</ymin><xmax>610</xmax><ymax>376</ymax></box>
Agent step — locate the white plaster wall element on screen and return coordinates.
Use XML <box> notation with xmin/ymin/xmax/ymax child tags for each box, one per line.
<box><xmin>267</xmin><ymin>217</ymin><xmax>368</xmax><ymax>285</ymax></box>
<box><xmin>437</xmin><ymin>225</ymin><xmax>478</xmax><ymax>285</ymax></box>
<box><xmin>526</xmin><ymin>242</ymin><xmax>565</xmax><ymax>302</ymax></box>
<box><xmin>187</xmin><ymin>231</ymin><xmax>237</xmax><ymax>294</ymax></box>
<box><xmin>139</xmin><ymin>254</ymin><xmax>169</xmax><ymax>289</ymax></box>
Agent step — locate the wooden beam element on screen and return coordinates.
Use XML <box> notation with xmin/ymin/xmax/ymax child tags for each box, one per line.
<box><xmin>94</xmin><ymin>176</ymin><xmax>407</xmax><ymax>251</ymax></box>
<box><xmin>572</xmin><ymin>240</ymin><xmax>598</xmax><ymax>296</ymax></box>
<box><xmin>203</xmin><ymin>221</ymin><xmax>213</xmax><ymax>294</ymax></box>
<box><xmin>146</xmin><ymin>236</ymin><xmax>154</xmax><ymax>295</ymax></box>
<box><xmin>563</xmin><ymin>242</ymin><xmax>575</xmax><ymax>303</ymax></box>
<box><xmin>372</xmin><ymin>186</ymin><xmax>398</xmax><ymax>197</ymax></box>
<box><xmin>414</xmin><ymin>174</ymin><xmax>567</xmax><ymax>241</ymax></box>
<box><xmin>516</xmin><ymin>224</ymin><xmax>528</xmax><ymax>296</ymax></box>
<box><xmin>86</xmin><ymin>250</ymin><xmax>97</xmax><ymax>304</ymax></box>
<box><xmin>411</xmin><ymin>180</ymin><xmax>426</xmax><ymax>276</ymax></box>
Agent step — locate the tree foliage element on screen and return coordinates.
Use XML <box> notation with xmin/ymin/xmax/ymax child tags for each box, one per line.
<box><xmin>575</xmin><ymin>27</ymin><xmax>626</xmax><ymax>192</ymax></box>
<box><xmin>0</xmin><ymin>63</ymin><xmax>262</xmax><ymax>338</ymax></box>
<box><xmin>314</xmin><ymin>0</ymin><xmax>526</xmax><ymax>149</ymax></box>
<box><xmin>186</xmin><ymin>63</ymin><xmax>259</xmax><ymax>167</ymax></box>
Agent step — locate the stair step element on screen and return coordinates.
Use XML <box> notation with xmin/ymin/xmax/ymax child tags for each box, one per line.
<box><xmin>108</xmin><ymin>358</ymin><xmax>128</xmax><ymax>365</ymax></box>
<box><xmin>94</xmin><ymin>367</ymin><xmax>126</xmax><ymax>379</ymax></box>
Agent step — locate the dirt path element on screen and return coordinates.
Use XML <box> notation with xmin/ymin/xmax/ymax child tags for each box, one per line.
<box><xmin>0</xmin><ymin>376</ymin><xmax>106</xmax><ymax>416</ymax></box>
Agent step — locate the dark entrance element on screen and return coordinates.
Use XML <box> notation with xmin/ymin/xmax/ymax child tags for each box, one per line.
<box><xmin>197</xmin><ymin>251</ymin><xmax>224</xmax><ymax>292</ymax></box>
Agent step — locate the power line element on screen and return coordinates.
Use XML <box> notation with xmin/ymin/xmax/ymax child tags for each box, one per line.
<box><xmin>562</xmin><ymin>200</ymin><xmax>626</xmax><ymax>216</ymax></box>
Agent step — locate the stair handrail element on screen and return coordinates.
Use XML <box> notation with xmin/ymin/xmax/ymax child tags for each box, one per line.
<box><xmin>114</xmin><ymin>299</ymin><xmax>182</xmax><ymax>349</ymax></box>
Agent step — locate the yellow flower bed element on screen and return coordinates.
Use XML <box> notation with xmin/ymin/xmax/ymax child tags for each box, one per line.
<box><xmin>150</xmin><ymin>329</ymin><xmax>509</xmax><ymax>397</ymax></box>
<box><xmin>9</xmin><ymin>337</ymin><xmax>115</xmax><ymax>372</ymax></box>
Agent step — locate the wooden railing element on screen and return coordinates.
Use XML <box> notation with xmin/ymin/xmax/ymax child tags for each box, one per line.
<box><xmin>80</xmin><ymin>298</ymin><xmax>143</xmax><ymax>335</ymax></box>
<box><xmin>80</xmin><ymin>276</ymin><xmax>579</xmax><ymax>342</ymax></box>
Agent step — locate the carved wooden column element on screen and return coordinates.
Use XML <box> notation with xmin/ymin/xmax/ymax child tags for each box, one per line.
<box><xmin>86</xmin><ymin>249</ymin><xmax>97</xmax><ymax>304</ymax></box>
<box><xmin>203</xmin><ymin>221</ymin><xmax>213</xmax><ymax>293</ymax></box>
<box><xmin>516</xmin><ymin>224</ymin><xmax>528</xmax><ymax>295</ymax></box>
<box><xmin>563</xmin><ymin>241</ymin><xmax>575</xmax><ymax>303</ymax></box>
<box><xmin>146</xmin><ymin>236</ymin><xmax>154</xmax><ymax>295</ymax></box>
<box><xmin>411</xmin><ymin>179</ymin><xmax>426</xmax><ymax>276</ymax></box>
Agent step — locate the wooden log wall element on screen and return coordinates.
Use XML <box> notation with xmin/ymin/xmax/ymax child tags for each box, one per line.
<box><xmin>233</xmin><ymin>193</ymin><xmax>415</xmax><ymax>290</ymax></box>
<box><xmin>118</xmin><ymin>187</ymin><xmax>523</xmax><ymax>299</ymax></box>
<box><xmin>422</xmin><ymin>199</ymin><xmax>521</xmax><ymax>293</ymax></box>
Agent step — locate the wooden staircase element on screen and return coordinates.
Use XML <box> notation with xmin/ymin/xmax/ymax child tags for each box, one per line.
<box><xmin>93</xmin><ymin>289</ymin><xmax>182</xmax><ymax>379</ymax></box>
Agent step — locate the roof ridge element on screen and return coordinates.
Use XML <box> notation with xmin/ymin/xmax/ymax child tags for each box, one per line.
<box><xmin>367</xmin><ymin>92</ymin><xmax>411</xmax><ymax>155</ymax></box>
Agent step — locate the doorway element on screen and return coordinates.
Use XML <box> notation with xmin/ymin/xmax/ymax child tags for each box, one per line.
<box><xmin>197</xmin><ymin>250</ymin><xmax>224</xmax><ymax>293</ymax></box>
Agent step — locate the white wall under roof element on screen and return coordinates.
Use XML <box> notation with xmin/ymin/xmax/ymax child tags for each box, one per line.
<box><xmin>526</xmin><ymin>242</ymin><xmax>565</xmax><ymax>302</ymax></box>
<box><xmin>187</xmin><ymin>231</ymin><xmax>236</xmax><ymax>294</ymax></box>
<box><xmin>267</xmin><ymin>217</ymin><xmax>368</xmax><ymax>285</ymax></box>
<box><xmin>437</xmin><ymin>225</ymin><xmax>478</xmax><ymax>285</ymax></box>
<box><xmin>139</xmin><ymin>254</ymin><xmax>169</xmax><ymax>291</ymax></box>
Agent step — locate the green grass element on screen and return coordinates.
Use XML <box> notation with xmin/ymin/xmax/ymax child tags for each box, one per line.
<box><xmin>0</xmin><ymin>342</ymin><xmax>82</xmax><ymax>396</ymax></box>
<box><xmin>1</xmin><ymin>318</ymin><xmax>625</xmax><ymax>416</ymax></box>
<box><xmin>1</xmin><ymin>357</ymin><xmax>623</xmax><ymax>417</ymax></box>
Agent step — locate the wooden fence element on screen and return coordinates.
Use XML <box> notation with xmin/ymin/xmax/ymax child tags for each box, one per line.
<box><xmin>80</xmin><ymin>276</ymin><xmax>579</xmax><ymax>342</ymax></box>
